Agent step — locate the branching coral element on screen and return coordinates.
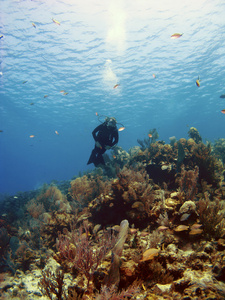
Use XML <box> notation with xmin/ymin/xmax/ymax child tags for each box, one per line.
<box><xmin>176</xmin><ymin>166</ymin><xmax>199</xmax><ymax>202</ymax></box>
<box><xmin>146</xmin><ymin>230</ymin><xmax>164</xmax><ymax>249</ymax></box>
<box><xmin>135</xmin><ymin>259</ymin><xmax>174</xmax><ymax>287</ymax></box>
<box><xmin>69</xmin><ymin>174</ymin><xmax>111</xmax><ymax>208</ymax></box>
<box><xmin>95</xmin><ymin>283</ymin><xmax>140</xmax><ymax>300</ymax></box>
<box><xmin>39</xmin><ymin>267</ymin><xmax>66</xmax><ymax>300</ymax></box>
<box><xmin>197</xmin><ymin>193</ymin><xmax>225</xmax><ymax>239</ymax></box>
<box><xmin>14</xmin><ymin>243</ymin><xmax>36</xmax><ymax>271</ymax></box>
<box><xmin>89</xmin><ymin>166</ymin><xmax>164</xmax><ymax>228</ymax></box>
<box><xmin>26</xmin><ymin>198</ymin><xmax>45</xmax><ymax>219</ymax></box>
<box><xmin>146</xmin><ymin>141</ymin><xmax>175</xmax><ymax>165</ymax></box>
<box><xmin>40</xmin><ymin>212</ymin><xmax>76</xmax><ymax>249</ymax></box>
<box><xmin>188</xmin><ymin>127</ymin><xmax>202</xmax><ymax>143</ymax></box>
<box><xmin>137</xmin><ymin>128</ymin><xmax>159</xmax><ymax>151</ymax></box>
<box><xmin>112</xmin><ymin>166</ymin><xmax>157</xmax><ymax>223</ymax></box>
<box><xmin>191</xmin><ymin>142</ymin><xmax>223</xmax><ymax>187</ymax></box>
<box><xmin>56</xmin><ymin>221</ymin><xmax>116</xmax><ymax>292</ymax></box>
<box><xmin>36</xmin><ymin>185</ymin><xmax>67</xmax><ymax>212</ymax></box>
<box><xmin>213</xmin><ymin>138</ymin><xmax>225</xmax><ymax>164</ymax></box>
<box><xmin>157</xmin><ymin>212</ymin><xmax>170</xmax><ymax>227</ymax></box>
<box><xmin>111</xmin><ymin>146</ymin><xmax>130</xmax><ymax>169</ymax></box>
<box><xmin>113</xmin><ymin>167</ymin><xmax>150</xmax><ymax>199</ymax></box>
<box><xmin>143</xmin><ymin>142</ymin><xmax>177</xmax><ymax>188</ymax></box>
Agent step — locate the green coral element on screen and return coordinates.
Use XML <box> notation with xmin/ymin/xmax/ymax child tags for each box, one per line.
<box><xmin>213</xmin><ymin>138</ymin><xmax>225</xmax><ymax>164</ymax></box>
<box><xmin>188</xmin><ymin>127</ymin><xmax>202</xmax><ymax>143</ymax></box>
<box><xmin>149</xmin><ymin>128</ymin><xmax>159</xmax><ymax>143</ymax></box>
<box><xmin>137</xmin><ymin>128</ymin><xmax>159</xmax><ymax>150</ymax></box>
<box><xmin>198</xmin><ymin>194</ymin><xmax>225</xmax><ymax>239</ymax></box>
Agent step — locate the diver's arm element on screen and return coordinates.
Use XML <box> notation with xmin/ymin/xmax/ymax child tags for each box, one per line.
<box><xmin>92</xmin><ymin>124</ymin><xmax>102</xmax><ymax>141</ymax></box>
<box><xmin>111</xmin><ymin>130</ymin><xmax>119</xmax><ymax>147</ymax></box>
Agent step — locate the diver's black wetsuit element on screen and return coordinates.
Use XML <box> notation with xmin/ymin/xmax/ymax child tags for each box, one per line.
<box><xmin>87</xmin><ymin>123</ymin><xmax>118</xmax><ymax>166</ymax></box>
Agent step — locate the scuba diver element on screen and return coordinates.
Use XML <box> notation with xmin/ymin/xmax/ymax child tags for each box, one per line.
<box><xmin>87</xmin><ymin>116</ymin><xmax>124</xmax><ymax>167</ymax></box>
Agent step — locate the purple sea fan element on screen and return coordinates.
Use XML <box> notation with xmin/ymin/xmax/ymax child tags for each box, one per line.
<box><xmin>176</xmin><ymin>166</ymin><xmax>199</xmax><ymax>201</ymax></box>
<box><xmin>56</xmin><ymin>221</ymin><xmax>116</xmax><ymax>292</ymax></box>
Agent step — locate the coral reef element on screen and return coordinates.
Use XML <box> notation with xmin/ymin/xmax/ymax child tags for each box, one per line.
<box><xmin>39</xmin><ymin>267</ymin><xmax>65</xmax><ymax>300</ymax></box>
<box><xmin>188</xmin><ymin>126</ymin><xmax>202</xmax><ymax>143</ymax></box>
<box><xmin>69</xmin><ymin>174</ymin><xmax>111</xmax><ymax>209</ymax></box>
<box><xmin>88</xmin><ymin>166</ymin><xmax>160</xmax><ymax>228</ymax></box>
<box><xmin>55</xmin><ymin>220</ymin><xmax>116</xmax><ymax>294</ymax></box>
<box><xmin>176</xmin><ymin>165</ymin><xmax>199</xmax><ymax>202</ymax></box>
<box><xmin>213</xmin><ymin>138</ymin><xmax>225</xmax><ymax>164</ymax></box>
<box><xmin>137</xmin><ymin>128</ymin><xmax>159</xmax><ymax>150</ymax></box>
<box><xmin>1</xmin><ymin>127</ymin><xmax>225</xmax><ymax>299</ymax></box>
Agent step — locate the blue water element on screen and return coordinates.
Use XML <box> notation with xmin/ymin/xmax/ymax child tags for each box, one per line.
<box><xmin>1</xmin><ymin>0</ymin><xmax>225</xmax><ymax>195</ymax></box>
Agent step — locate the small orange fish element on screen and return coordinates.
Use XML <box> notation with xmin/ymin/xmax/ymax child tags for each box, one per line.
<box><xmin>60</xmin><ymin>90</ymin><xmax>65</xmax><ymax>93</ymax></box>
<box><xmin>55</xmin><ymin>130</ymin><xmax>59</xmax><ymax>135</ymax></box>
<box><xmin>171</xmin><ymin>33</ymin><xmax>183</xmax><ymax>39</ymax></box>
<box><xmin>95</xmin><ymin>112</ymin><xmax>98</xmax><ymax>116</ymax></box>
<box><xmin>130</xmin><ymin>228</ymin><xmax>138</xmax><ymax>234</ymax></box>
<box><xmin>29</xmin><ymin>135</ymin><xmax>35</xmax><ymax>138</ymax></box>
<box><xmin>118</xmin><ymin>126</ymin><xmax>125</xmax><ymax>131</ymax></box>
<box><xmin>148</xmin><ymin>134</ymin><xmax>152</xmax><ymax>138</ymax></box>
<box><xmin>158</xmin><ymin>226</ymin><xmax>169</xmax><ymax>231</ymax></box>
<box><xmin>52</xmin><ymin>18</ymin><xmax>60</xmax><ymax>25</ymax></box>
<box><xmin>196</xmin><ymin>80</ymin><xmax>200</xmax><ymax>87</ymax></box>
<box><xmin>221</xmin><ymin>109</ymin><xmax>225</xmax><ymax>114</ymax></box>
<box><xmin>152</xmin><ymin>74</ymin><xmax>156</xmax><ymax>78</ymax></box>
<box><xmin>140</xmin><ymin>232</ymin><xmax>149</xmax><ymax>237</ymax></box>
<box><xmin>189</xmin><ymin>228</ymin><xmax>203</xmax><ymax>235</ymax></box>
<box><xmin>113</xmin><ymin>84</ymin><xmax>120</xmax><ymax>89</ymax></box>
<box><xmin>196</xmin><ymin>76</ymin><xmax>201</xmax><ymax>87</ymax></box>
<box><xmin>191</xmin><ymin>224</ymin><xmax>202</xmax><ymax>230</ymax></box>
<box><xmin>32</xmin><ymin>22</ymin><xmax>36</xmax><ymax>28</ymax></box>
<box><xmin>113</xmin><ymin>155</ymin><xmax>116</xmax><ymax>159</ymax></box>
<box><xmin>174</xmin><ymin>225</ymin><xmax>189</xmax><ymax>232</ymax></box>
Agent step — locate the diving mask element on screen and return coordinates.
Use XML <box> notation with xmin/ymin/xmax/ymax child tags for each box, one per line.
<box><xmin>106</xmin><ymin>117</ymin><xmax>117</xmax><ymax>128</ymax></box>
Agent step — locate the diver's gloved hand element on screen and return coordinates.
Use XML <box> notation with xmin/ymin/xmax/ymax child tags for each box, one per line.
<box><xmin>105</xmin><ymin>146</ymin><xmax>111</xmax><ymax>150</ymax></box>
<box><xmin>95</xmin><ymin>141</ymin><xmax>102</xmax><ymax>148</ymax></box>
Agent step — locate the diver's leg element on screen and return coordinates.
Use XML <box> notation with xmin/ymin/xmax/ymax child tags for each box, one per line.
<box><xmin>87</xmin><ymin>147</ymin><xmax>98</xmax><ymax>165</ymax></box>
<box><xmin>94</xmin><ymin>153</ymin><xmax>105</xmax><ymax>166</ymax></box>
